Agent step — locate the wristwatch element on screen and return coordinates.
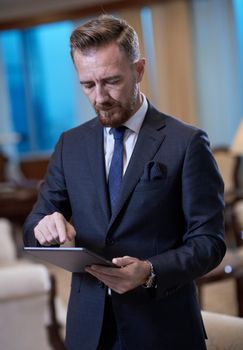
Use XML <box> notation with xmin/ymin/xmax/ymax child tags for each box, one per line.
<box><xmin>143</xmin><ymin>260</ymin><xmax>157</xmax><ymax>288</ymax></box>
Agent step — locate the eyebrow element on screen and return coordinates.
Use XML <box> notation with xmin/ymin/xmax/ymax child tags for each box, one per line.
<box><xmin>80</xmin><ymin>75</ymin><xmax>122</xmax><ymax>85</ymax></box>
<box><xmin>80</xmin><ymin>80</ymin><xmax>93</xmax><ymax>85</ymax></box>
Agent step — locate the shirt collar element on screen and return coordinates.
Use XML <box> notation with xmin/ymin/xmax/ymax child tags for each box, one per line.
<box><xmin>105</xmin><ymin>94</ymin><xmax>148</xmax><ymax>135</ymax></box>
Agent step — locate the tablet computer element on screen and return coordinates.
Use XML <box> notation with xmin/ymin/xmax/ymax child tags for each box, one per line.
<box><xmin>24</xmin><ymin>247</ymin><xmax>118</xmax><ymax>273</ymax></box>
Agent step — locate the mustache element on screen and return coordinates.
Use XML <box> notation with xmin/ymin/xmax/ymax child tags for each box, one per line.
<box><xmin>94</xmin><ymin>102</ymin><xmax>120</xmax><ymax>111</ymax></box>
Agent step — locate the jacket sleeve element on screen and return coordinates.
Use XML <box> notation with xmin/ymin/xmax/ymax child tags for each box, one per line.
<box><xmin>23</xmin><ymin>133</ymin><xmax>72</xmax><ymax>247</ymax></box>
<box><xmin>149</xmin><ymin>130</ymin><xmax>226</xmax><ymax>299</ymax></box>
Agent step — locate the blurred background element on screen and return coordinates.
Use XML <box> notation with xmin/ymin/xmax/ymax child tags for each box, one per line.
<box><xmin>0</xmin><ymin>0</ymin><xmax>243</xmax><ymax>349</ymax></box>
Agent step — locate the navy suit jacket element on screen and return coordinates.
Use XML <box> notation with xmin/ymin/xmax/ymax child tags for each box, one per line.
<box><xmin>24</xmin><ymin>102</ymin><xmax>226</xmax><ymax>350</ymax></box>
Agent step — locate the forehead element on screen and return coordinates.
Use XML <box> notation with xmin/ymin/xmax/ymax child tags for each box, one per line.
<box><xmin>73</xmin><ymin>43</ymin><xmax>131</xmax><ymax>78</ymax></box>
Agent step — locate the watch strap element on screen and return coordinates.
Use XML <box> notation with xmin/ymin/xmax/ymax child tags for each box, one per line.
<box><xmin>143</xmin><ymin>260</ymin><xmax>157</xmax><ymax>289</ymax></box>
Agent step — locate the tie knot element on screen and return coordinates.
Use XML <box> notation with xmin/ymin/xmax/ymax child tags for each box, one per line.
<box><xmin>112</xmin><ymin>126</ymin><xmax>127</xmax><ymax>140</ymax></box>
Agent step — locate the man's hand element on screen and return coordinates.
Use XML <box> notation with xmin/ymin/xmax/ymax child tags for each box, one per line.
<box><xmin>34</xmin><ymin>212</ymin><xmax>76</xmax><ymax>246</ymax></box>
<box><xmin>85</xmin><ymin>256</ymin><xmax>151</xmax><ymax>294</ymax></box>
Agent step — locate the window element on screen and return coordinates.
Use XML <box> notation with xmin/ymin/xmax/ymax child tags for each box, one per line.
<box><xmin>0</xmin><ymin>21</ymin><xmax>93</xmax><ymax>157</ymax></box>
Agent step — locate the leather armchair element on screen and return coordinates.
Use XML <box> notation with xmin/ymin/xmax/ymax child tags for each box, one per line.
<box><xmin>0</xmin><ymin>218</ymin><xmax>52</xmax><ymax>350</ymax></box>
<box><xmin>202</xmin><ymin>310</ymin><xmax>243</xmax><ymax>350</ymax></box>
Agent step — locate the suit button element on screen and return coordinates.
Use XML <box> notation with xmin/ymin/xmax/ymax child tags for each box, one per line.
<box><xmin>106</xmin><ymin>238</ymin><xmax>115</xmax><ymax>246</ymax></box>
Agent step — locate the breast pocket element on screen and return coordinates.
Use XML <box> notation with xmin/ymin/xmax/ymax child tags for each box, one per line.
<box><xmin>126</xmin><ymin>179</ymin><xmax>168</xmax><ymax>216</ymax></box>
<box><xmin>127</xmin><ymin>177</ymin><xmax>176</xmax><ymax>217</ymax></box>
<box><xmin>134</xmin><ymin>178</ymin><xmax>168</xmax><ymax>192</ymax></box>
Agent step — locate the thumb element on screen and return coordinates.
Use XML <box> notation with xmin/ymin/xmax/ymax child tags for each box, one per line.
<box><xmin>112</xmin><ymin>256</ymin><xmax>136</xmax><ymax>267</ymax></box>
<box><xmin>66</xmin><ymin>222</ymin><xmax>76</xmax><ymax>241</ymax></box>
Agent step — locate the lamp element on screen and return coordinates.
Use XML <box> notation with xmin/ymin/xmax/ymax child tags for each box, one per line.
<box><xmin>0</xmin><ymin>133</ymin><xmax>22</xmax><ymax>184</ymax></box>
<box><xmin>0</xmin><ymin>133</ymin><xmax>22</xmax><ymax>145</ymax></box>
<box><xmin>231</xmin><ymin>120</ymin><xmax>243</xmax><ymax>156</ymax></box>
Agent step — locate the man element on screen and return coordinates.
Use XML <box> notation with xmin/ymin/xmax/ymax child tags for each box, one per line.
<box><xmin>23</xmin><ymin>15</ymin><xmax>226</xmax><ymax>350</ymax></box>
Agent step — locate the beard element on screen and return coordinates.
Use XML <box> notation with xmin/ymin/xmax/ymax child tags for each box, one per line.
<box><xmin>95</xmin><ymin>85</ymin><xmax>139</xmax><ymax>128</ymax></box>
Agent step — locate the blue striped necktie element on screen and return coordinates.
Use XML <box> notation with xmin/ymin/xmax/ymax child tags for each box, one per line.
<box><xmin>108</xmin><ymin>126</ymin><xmax>126</xmax><ymax>213</ymax></box>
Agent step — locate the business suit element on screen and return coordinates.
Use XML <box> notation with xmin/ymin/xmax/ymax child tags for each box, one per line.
<box><xmin>24</xmin><ymin>101</ymin><xmax>226</xmax><ymax>350</ymax></box>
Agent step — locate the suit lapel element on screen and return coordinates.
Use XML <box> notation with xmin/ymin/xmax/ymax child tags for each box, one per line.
<box><xmin>86</xmin><ymin>119</ymin><xmax>110</xmax><ymax>222</ymax></box>
<box><xmin>107</xmin><ymin>103</ymin><xmax>166</xmax><ymax>232</ymax></box>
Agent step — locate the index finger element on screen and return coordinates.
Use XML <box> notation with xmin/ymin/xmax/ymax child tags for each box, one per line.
<box><xmin>53</xmin><ymin>212</ymin><xmax>67</xmax><ymax>244</ymax></box>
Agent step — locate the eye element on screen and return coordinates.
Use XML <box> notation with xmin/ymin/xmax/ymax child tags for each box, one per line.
<box><xmin>81</xmin><ymin>82</ymin><xmax>95</xmax><ymax>90</ymax></box>
<box><xmin>106</xmin><ymin>79</ymin><xmax>120</xmax><ymax>85</ymax></box>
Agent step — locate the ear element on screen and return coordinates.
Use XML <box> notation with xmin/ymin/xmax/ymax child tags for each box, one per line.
<box><xmin>134</xmin><ymin>58</ymin><xmax>146</xmax><ymax>83</ymax></box>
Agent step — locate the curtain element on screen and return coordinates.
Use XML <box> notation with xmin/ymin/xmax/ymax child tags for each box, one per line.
<box><xmin>150</xmin><ymin>0</ymin><xmax>197</xmax><ymax>125</ymax></box>
<box><xmin>191</xmin><ymin>0</ymin><xmax>243</xmax><ymax>146</ymax></box>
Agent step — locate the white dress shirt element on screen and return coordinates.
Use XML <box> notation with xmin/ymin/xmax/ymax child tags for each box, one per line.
<box><xmin>104</xmin><ymin>95</ymin><xmax>148</xmax><ymax>295</ymax></box>
<box><xmin>104</xmin><ymin>95</ymin><xmax>148</xmax><ymax>178</ymax></box>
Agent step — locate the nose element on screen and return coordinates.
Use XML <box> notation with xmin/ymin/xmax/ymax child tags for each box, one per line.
<box><xmin>95</xmin><ymin>84</ymin><xmax>109</xmax><ymax>105</ymax></box>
